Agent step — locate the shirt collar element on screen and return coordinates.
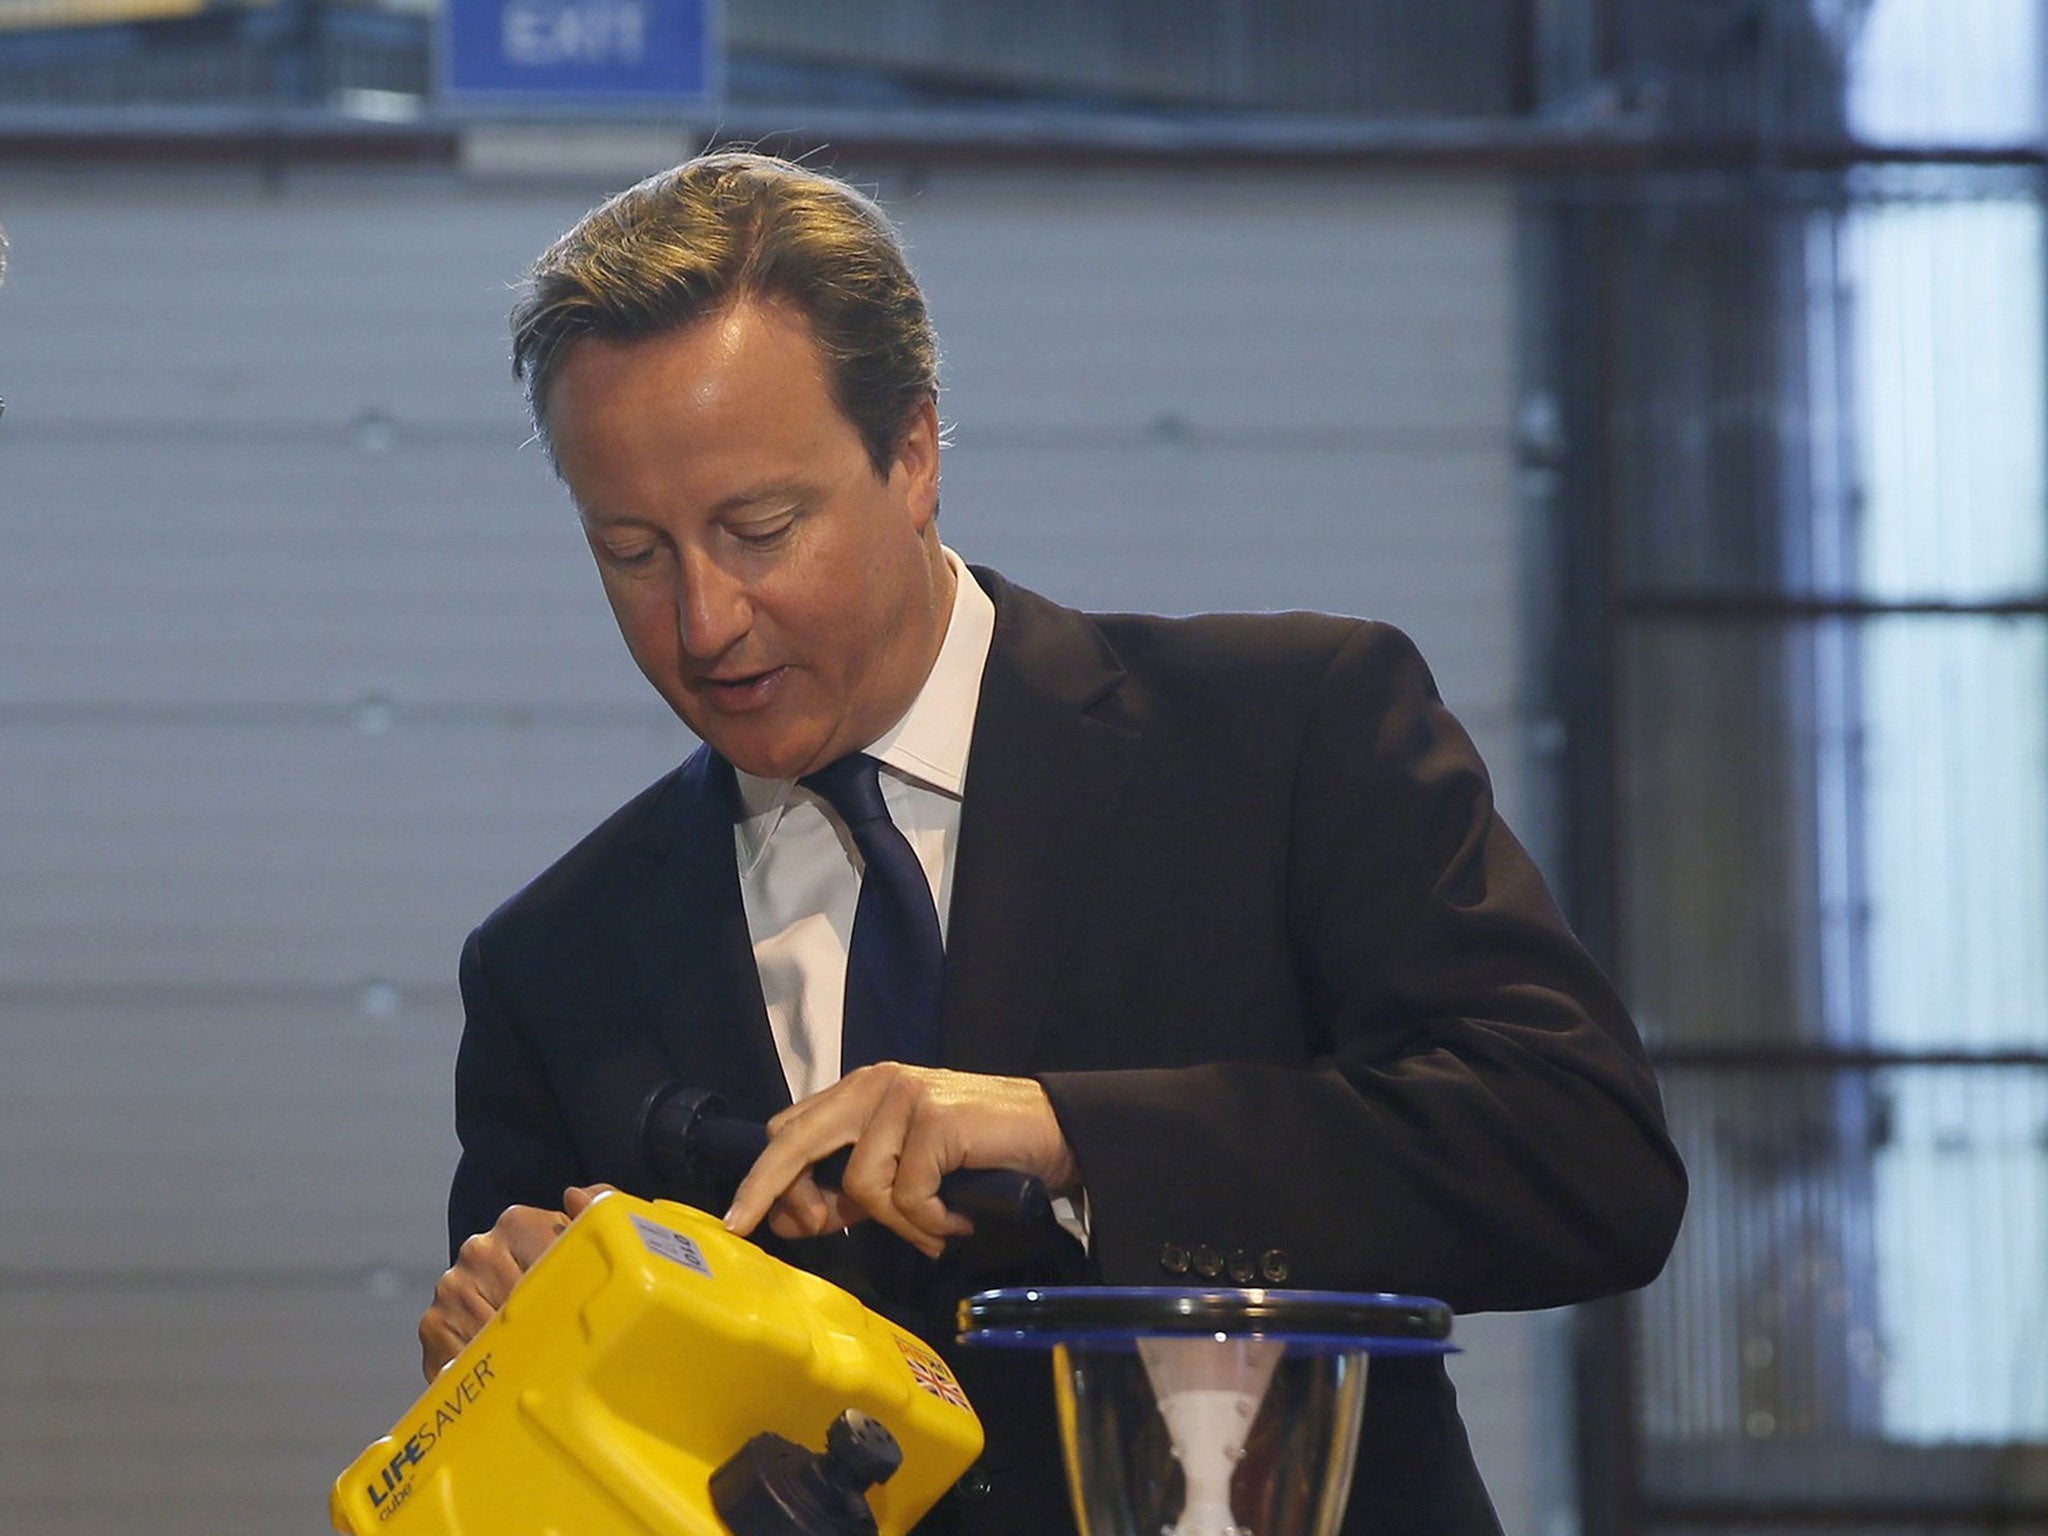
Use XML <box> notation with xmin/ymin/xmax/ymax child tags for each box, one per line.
<box><xmin>732</xmin><ymin>548</ymin><xmax>995</xmax><ymax>869</ymax></box>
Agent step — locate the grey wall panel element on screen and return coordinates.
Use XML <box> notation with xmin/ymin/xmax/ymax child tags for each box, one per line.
<box><xmin>2</xmin><ymin>171</ymin><xmax>605</xmax><ymax>428</ymax></box>
<box><xmin>7</xmin><ymin>714</ymin><xmax>690</xmax><ymax>988</ymax></box>
<box><xmin>904</xmin><ymin>173</ymin><xmax>1515</xmax><ymax>438</ymax></box>
<box><xmin>0</xmin><ymin>1274</ymin><xmax>435</xmax><ymax>1536</ymax></box>
<box><xmin>2</xmin><ymin>996</ymin><xmax>458</xmax><ymax>1268</ymax></box>
<box><xmin>0</xmin><ymin>427</ymin><xmax>640</xmax><ymax>709</ymax></box>
<box><xmin>939</xmin><ymin>442</ymin><xmax>1518</xmax><ymax>681</ymax></box>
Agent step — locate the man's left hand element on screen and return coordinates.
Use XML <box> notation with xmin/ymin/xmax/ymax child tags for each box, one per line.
<box><xmin>722</xmin><ymin>1064</ymin><xmax>1080</xmax><ymax>1257</ymax></box>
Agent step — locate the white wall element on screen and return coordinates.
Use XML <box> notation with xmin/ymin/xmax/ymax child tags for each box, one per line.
<box><xmin>0</xmin><ymin>158</ymin><xmax>1561</xmax><ymax>1533</ymax></box>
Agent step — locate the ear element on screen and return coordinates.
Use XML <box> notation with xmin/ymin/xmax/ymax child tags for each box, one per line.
<box><xmin>893</xmin><ymin>397</ymin><xmax>941</xmax><ymax>531</ymax></box>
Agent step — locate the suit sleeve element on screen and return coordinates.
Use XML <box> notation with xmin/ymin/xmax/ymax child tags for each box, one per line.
<box><xmin>1038</xmin><ymin>621</ymin><xmax>1686</xmax><ymax>1312</ymax></box>
<box><xmin>446</xmin><ymin>925</ymin><xmax>587</xmax><ymax>1262</ymax></box>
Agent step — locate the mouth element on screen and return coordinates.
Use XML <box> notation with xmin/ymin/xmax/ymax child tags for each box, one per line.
<box><xmin>696</xmin><ymin>665</ymin><xmax>788</xmax><ymax>712</ymax></box>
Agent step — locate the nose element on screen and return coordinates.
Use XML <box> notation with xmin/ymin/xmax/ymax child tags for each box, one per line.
<box><xmin>676</xmin><ymin>549</ymin><xmax>753</xmax><ymax>661</ymax></box>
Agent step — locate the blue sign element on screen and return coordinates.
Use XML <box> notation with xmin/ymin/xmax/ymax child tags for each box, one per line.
<box><xmin>441</xmin><ymin>0</ymin><xmax>717</xmax><ymax>102</ymax></box>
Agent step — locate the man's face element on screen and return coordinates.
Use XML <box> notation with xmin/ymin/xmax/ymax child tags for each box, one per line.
<box><xmin>546</xmin><ymin>301</ymin><xmax>951</xmax><ymax>780</ymax></box>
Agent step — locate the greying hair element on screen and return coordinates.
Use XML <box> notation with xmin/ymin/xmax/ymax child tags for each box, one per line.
<box><xmin>511</xmin><ymin>152</ymin><xmax>938</xmax><ymax>478</ymax></box>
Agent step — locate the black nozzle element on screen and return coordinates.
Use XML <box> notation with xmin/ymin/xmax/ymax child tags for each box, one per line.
<box><xmin>710</xmin><ymin>1409</ymin><xmax>903</xmax><ymax>1536</ymax></box>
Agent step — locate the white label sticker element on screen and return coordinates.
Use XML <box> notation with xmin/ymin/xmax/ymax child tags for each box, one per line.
<box><xmin>630</xmin><ymin>1214</ymin><xmax>713</xmax><ymax>1278</ymax></box>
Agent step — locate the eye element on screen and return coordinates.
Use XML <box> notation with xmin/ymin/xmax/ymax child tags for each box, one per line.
<box><xmin>600</xmin><ymin>541</ymin><xmax>661</xmax><ymax>569</ymax></box>
<box><xmin>729</xmin><ymin>516</ymin><xmax>796</xmax><ymax>550</ymax></box>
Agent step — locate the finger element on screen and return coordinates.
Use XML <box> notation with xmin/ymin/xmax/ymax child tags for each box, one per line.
<box><xmin>418</xmin><ymin>1269</ymin><xmax>502</xmax><ymax>1372</ymax></box>
<box><xmin>440</xmin><ymin>1264</ymin><xmax>505</xmax><ymax>1330</ymax></box>
<box><xmin>562</xmin><ymin>1183</ymin><xmax>615</xmax><ymax>1219</ymax></box>
<box><xmin>445</xmin><ymin>1264</ymin><xmax>522</xmax><ymax>1348</ymax></box>
<box><xmin>725</xmin><ymin>1139</ymin><xmax>820</xmax><ymax>1236</ymax></box>
<box><xmin>419</xmin><ymin>1270</ymin><xmax>497</xmax><ymax>1379</ymax></box>
<box><xmin>726</xmin><ymin>1084</ymin><xmax>878</xmax><ymax>1235</ymax></box>
<box><xmin>887</xmin><ymin>1087</ymin><xmax>987</xmax><ymax>1241</ymax></box>
<box><xmin>447</xmin><ymin>1205</ymin><xmax>566</xmax><ymax>1315</ymax></box>
<box><xmin>835</xmin><ymin>1076</ymin><xmax>943</xmax><ymax>1252</ymax></box>
<box><xmin>498</xmin><ymin>1205</ymin><xmax>570</xmax><ymax>1271</ymax></box>
<box><xmin>451</xmin><ymin>1232</ymin><xmax>524</xmax><ymax>1309</ymax></box>
<box><xmin>419</xmin><ymin>1313</ymin><xmax>466</xmax><ymax>1379</ymax></box>
<box><xmin>884</xmin><ymin>1123</ymin><xmax>976</xmax><ymax>1250</ymax></box>
<box><xmin>760</xmin><ymin>1065</ymin><xmax>885</xmax><ymax>1134</ymax></box>
<box><xmin>760</xmin><ymin>1171</ymin><xmax>840</xmax><ymax>1241</ymax></box>
<box><xmin>837</xmin><ymin>1077</ymin><xmax>971</xmax><ymax>1257</ymax></box>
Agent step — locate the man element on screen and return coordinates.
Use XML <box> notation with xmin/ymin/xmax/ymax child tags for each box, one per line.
<box><xmin>418</xmin><ymin>151</ymin><xmax>1685</xmax><ymax>1535</ymax></box>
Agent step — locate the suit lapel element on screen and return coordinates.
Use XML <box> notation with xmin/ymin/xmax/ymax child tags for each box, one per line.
<box><xmin>625</xmin><ymin>745</ymin><xmax>792</xmax><ymax>1123</ymax></box>
<box><xmin>942</xmin><ymin>570</ymin><xmax>1142</xmax><ymax>1075</ymax></box>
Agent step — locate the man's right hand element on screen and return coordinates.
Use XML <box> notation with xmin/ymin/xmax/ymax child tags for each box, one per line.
<box><xmin>417</xmin><ymin>1185</ymin><xmax>609</xmax><ymax>1379</ymax></box>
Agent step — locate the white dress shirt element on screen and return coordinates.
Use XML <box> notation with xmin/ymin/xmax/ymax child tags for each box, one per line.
<box><xmin>732</xmin><ymin>548</ymin><xmax>995</xmax><ymax>1101</ymax></box>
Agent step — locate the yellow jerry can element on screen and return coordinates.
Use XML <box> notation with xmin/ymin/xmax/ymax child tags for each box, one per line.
<box><xmin>331</xmin><ymin>1192</ymin><xmax>984</xmax><ymax>1536</ymax></box>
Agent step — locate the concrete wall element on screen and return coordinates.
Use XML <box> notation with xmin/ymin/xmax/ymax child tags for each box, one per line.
<box><xmin>0</xmin><ymin>157</ymin><xmax>1564</xmax><ymax>1533</ymax></box>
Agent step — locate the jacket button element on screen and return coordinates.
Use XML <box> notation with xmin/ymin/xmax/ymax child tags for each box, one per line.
<box><xmin>1260</xmin><ymin>1249</ymin><xmax>1291</xmax><ymax>1284</ymax></box>
<box><xmin>1228</xmin><ymin>1249</ymin><xmax>1257</xmax><ymax>1284</ymax></box>
<box><xmin>1192</xmin><ymin>1244</ymin><xmax>1224</xmax><ymax>1279</ymax></box>
<box><xmin>955</xmin><ymin>1464</ymin><xmax>993</xmax><ymax>1501</ymax></box>
<box><xmin>1158</xmin><ymin>1242</ymin><xmax>1191</xmax><ymax>1276</ymax></box>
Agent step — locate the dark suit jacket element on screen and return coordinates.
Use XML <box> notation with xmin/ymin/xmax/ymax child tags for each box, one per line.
<box><xmin>448</xmin><ymin>568</ymin><xmax>1686</xmax><ymax>1536</ymax></box>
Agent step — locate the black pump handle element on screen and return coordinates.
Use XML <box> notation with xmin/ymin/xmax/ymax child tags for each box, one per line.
<box><xmin>639</xmin><ymin>1082</ymin><xmax>1054</xmax><ymax>1229</ymax></box>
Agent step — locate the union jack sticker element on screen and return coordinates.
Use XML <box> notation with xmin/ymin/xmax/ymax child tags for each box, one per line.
<box><xmin>895</xmin><ymin>1337</ymin><xmax>970</xmax><ymax>1410</ymax></box>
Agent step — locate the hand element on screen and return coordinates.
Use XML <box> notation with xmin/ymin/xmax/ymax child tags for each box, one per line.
<box><xmin>417</xmin><ymin>1184</ymin><xmax>611</xmax><ymax>1378</ymax></box>
<box><xmin>722</xmin><ymin>1065</ymin><xmax>1080</xmax><ymax>1258</ymax></box>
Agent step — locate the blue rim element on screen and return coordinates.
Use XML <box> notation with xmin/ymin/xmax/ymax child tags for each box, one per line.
<box><xmin>955</xmin><ymin>1286</ymin><xmax>1456</xmax><ymax>1353</ymax></box>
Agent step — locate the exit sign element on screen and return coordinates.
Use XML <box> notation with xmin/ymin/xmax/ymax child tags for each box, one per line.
<box><xmin>441</xmin><ymin>0</ymin><xmax>717</xmax><ymax>103</ymax></box>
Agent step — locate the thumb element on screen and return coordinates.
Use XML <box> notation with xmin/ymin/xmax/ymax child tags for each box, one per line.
<box><xmin>562</xmin><ymin>1182</ymin><xmax>617</xmax><ymax>1218</ymax></box>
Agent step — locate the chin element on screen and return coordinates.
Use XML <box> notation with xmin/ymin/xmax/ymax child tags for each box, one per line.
<box><xmin>702</xmin><ymin>731</ymin><xmax>823</xmax><ymax>782</ymax></box>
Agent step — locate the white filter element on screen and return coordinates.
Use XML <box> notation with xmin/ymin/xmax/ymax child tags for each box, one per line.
<box><xmin>1136</xmin><ymin>1337</ymin><xmax>1286</xmax><ymax>1536</ymax></box>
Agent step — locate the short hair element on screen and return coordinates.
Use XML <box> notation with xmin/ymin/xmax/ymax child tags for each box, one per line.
<box><xmin>511</xmin><ymin>151</ymin><xmax>938</xmax><ymax>478</ymax></box>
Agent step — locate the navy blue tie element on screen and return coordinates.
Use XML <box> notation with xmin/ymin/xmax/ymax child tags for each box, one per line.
<box><xmin>800</xmin><ymin>753</ymin><xmax>944</xmax><ymax>1071</ymax></box>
